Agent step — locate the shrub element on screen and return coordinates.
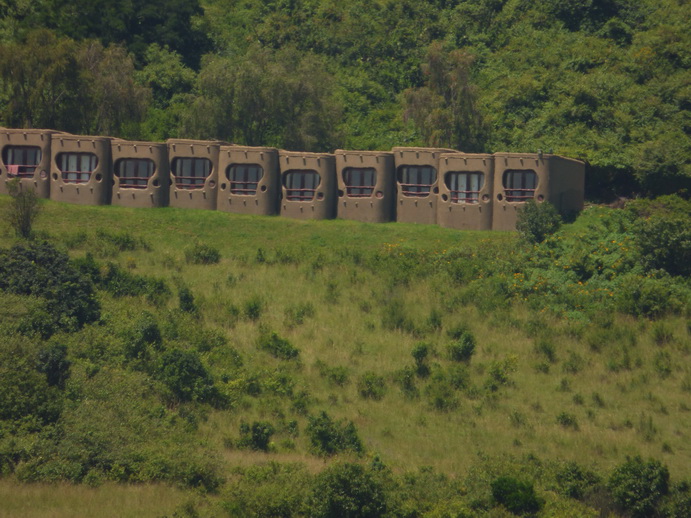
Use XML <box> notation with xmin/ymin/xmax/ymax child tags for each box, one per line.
<box><xmin>491</xmin><ymin>475</ymin><xmax>544</xmax><ymax>516</ymax></box>
<box><xmin>516</xmin><ymin>199</ymin><xmax>562</xmax><ymax>244</ymax></box>
<box><xmin>157</xmin><ymin>349</ymin><xmax>218</xmax><ymax>404</ymax></box>
<box><xmin>447</xmin><ymin>331</ymin><xmax>476</xmax><ymax>362</ymax></box>
<box><xmin>237</xmin><ymin>421</ymin><xmax>275</xmax><ymax>451</ymax></box>
<box><xmin>412</xmin><ymin>342</ymin><xmax>430</xmax><ymax>377</ymax></box>
<box><xmin>556</xmin><ymin>462</ymin><xmax>600</xmax><ymax>500</ymax></box>
<box><xmin>185</xmin><ymin>242</ymin><xmax>221</xmax><ymax>265</ymax></box>
<box><xmin>629</xmin><ymin>195</ymin><xmax>691</xmax><ymax>277</ymax></box>
<box><xmin>6</xmin><ymin>178</ymin><xmax>40</xmax><ymax>238</ymax></box>
<box><xmin>124</xmin><ymin>311</ymin><xmax>162</xmax><ymax>360</ymax></box>
<box><xmin>243</xmin><ymin>296</ymin><xmax>264</xmax><ymax>321</ymax></box>
<box><xmin>284</xmin><ymin>302</ymin><xmax>315</xmax><ymax>328</ymax></box>
<box><xmin>37</xmin><ymin>343</ymin><xmax>71</xmax><ymax>389</ymax></box>
<box><xmin>306</xmin><ymin>411</ymin><xmax>363</xmax><ymax>456</ymax></box>
<box><xmin>179</xmin><ymin>286</ymin><xmax>197</xmax><ymax>313</ymax></box>
<box><xmin>0</xmin><ymin>241</ymin><xmax>100</xmax><ymax>331</ymax></box>
<box><xmin>308</xmin><ymin>462</ymin><xmax>388</xmax><ymax>518</ymax></box>
<box><xmin>608</xmin><ymin>456</ymin><xmax>669</xmax><ymax>518</ymax></box>
<box><xmin>556</xmin><ymin>412</ymin><xmax>579</xmax><ymax>430</ymax></box>
<box><xmin>257</xmin><ymin>331</ymin><xmax>299</xmax><ymax>360</ymax></box>
<box><xmin>315</xmin><ymin>360</ymin><xmax>349</xmax><ymax>386</ymax></box>
<box><xmin>357</xmin><ymin>372</ymin><xmax>386</xmax><ymax>400</ymax></box>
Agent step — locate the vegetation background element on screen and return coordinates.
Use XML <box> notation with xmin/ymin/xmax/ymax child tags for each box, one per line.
<box><xmin>0</xmin><ymin>1</ymin><xmax>690</xmax><ymax>516</ymax></box>
<box><xmin>1</xmin><ymin>0</ymin><xmax>689</xmax><ymax>199</ymax></box>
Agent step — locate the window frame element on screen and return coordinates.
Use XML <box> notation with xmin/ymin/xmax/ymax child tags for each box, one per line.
<box><xmin>445</xmin><ymin>171</ymin><xmax>484</xmax><ymax>204</ymax></box>
<box><xmin>342</xmin><ymin>167</ymin><xmax>377</xmax><ymax>198</ymax></box>
<box><xmin>503</xmin><ymin>170</ymin><xmax>538</xmax><ymax>202</ymax></box>
<box><xmin>227</xmin><ymin>163</ymin><xmax>264</xmax><ymax>196</ymax></box>
<box><xmin>171</xmin><ymin>157</ymin><xmax>212</xmax><ymax>190</ymax></box>
<box><xmin>2</xmin><ymin>146</ymin><xmax>43</xmax><ymax>178</ymax></box>
<box><xmin>114</xmin><ymin>158</ymin><xmax>155</xmax><ymax>189</ymax></box>
<box><xmin>283</xmin><ymin>170</ymin><xmax>321</xmax><ymax>201</ymax></box>
<box><xmin>56</xmin><ymin>152</ymin><xmax>98</xmax><ymax>184</ymax></box>
<box><xmin>397</xmin><ymin>165</ymin><xmax>437</xmax><ymax>198</ymax></box>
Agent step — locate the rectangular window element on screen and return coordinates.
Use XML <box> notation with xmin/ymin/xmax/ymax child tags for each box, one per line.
<box><xmin>284</xmin><ymin>170</ymin><xmax>320</xmax><ymax>201</ymax></box>
<box><xmin>397</xmin><ymin>165</ymin><xmax>437</xmax><ymax>197</ymax></box>
<box><xmin>503</xmin><ymin>170</ymin><xmax>537</xmax><ymax>202</ymax></box>
<box><xmin>172</xmin><ymin>157</ymin><xmax>211</xmax><ymax>189</ymax></box>
<box><xmin>57</xmin><ymin>152</ymin><xmax>97</xmax><ymax>184</ymax></box>
<box><xmin>343</xmin><ymin>167</ymin><xmax>376</xmax><ymax>197</ymax></box>
<box><xmin>227</xmin><ymin>164</ymin><xmax>264</xmax><ymax>195</ymax></box>
<box><xmin>445</xmin><ymin>171</ymin><xmax>484</xmax><ymax>203</ymax></box>
<box><xmin>2</xmin><ymin>146</ymin><xmax>42</xmax><ymax>177</ymax></box>
<box><xmin>115</xmin><ymin>158</ymin><xmax>155</xmax><ymax>189</ymax></box>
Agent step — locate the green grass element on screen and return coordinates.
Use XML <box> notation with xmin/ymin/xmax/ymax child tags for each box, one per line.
<box><xmin>0</xmin><ymin>196</ymin><xmax>689</xmax><ymax>515</ymax></box>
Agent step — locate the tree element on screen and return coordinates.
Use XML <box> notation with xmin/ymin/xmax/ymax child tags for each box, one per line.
<box><xmin>181</xmin><ymin>46</ymin><xmax>343</xmax><ymax>151</ymax></box>
<box><xmin>403</xmin><ymin>41</ymin><xmax>488</xmax><ymax>152</ymax></box>
<box><xmin>608</xmin><ymin>456</ymin><xmax>670</xmax><ymax>518</ymax></box>
<box><xmin>6</xmin><ymin>179</ymin><xmax>40</xmax><ymax>238</ymax></box>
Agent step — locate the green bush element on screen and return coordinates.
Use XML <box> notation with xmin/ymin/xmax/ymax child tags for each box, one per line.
<box><xmin>178</xmin><ymin>286</ymin><xmax>197</xmax><ymax>313</ymax></box>
<box><xmin>306</xmin><ymin>411</ymin><xmax>363</xmax><ymax>457</ymax></box>
<box><xmin>5</xmin><ymin>178</ymin><xmax>40</xmax><ymax>238</ymax></box>
<box><xmin>516</xmin><ymin>200</ymin><xmax>562</xmax><ymax>244</ymax></box>
<box><xmin>257</xmin><ymin>331</ymin><xmax>299</xmax><ymax>360</ymax></box>
<box><xmin>412</xmin><ymin>342</ymin><xmax>430</xmax><ymax>377</ymax></box>
<box><xmin>0</xmin><ymin>241</ymin><xmax>100</xmax><ymax>331</ymax></box>
<box><xmin>555</xmin><ymin>462</ymin><xmax>600</xmax><ymax>500</ymax></box>
<box><xmin>608</xmin><ymin>456</ymin><xmax>670</xmax><ymax>518</ymax></box>
<box><xmin>157</xmin><ymin>348</ymin><xmax>219</xmax><ymax>404</ymax></box>
<box><xmin>491</xmin><ymin>475</ymin><xmax>544</xmax><ymax>516</ymax></box>
<box><xmin>37</xmin><ymin>343</ymin><xmax>71</xmax><ymax>389</ymax></box>
<box><xmin>357</xmin><ymin>372</ymin><xmax>386</xmax><ymax>400</ymax></box>
<box><xmin>308</xmin><ymin>462</ymin><xmax>389</xmax><ymax>518</ymax></box>
<box><xmin>447</xmin><ymin>331</ymin><xmax>476</xmax><ymax>362</ymax></box>
<box><xmin>237</xmin><ymin>421</ymin><xmax>275</xmax><ymax>451</ymax></box>
<box><xmin>185</xmin><ymin>242</ymin><xmax>221</xmax><ymax>265</ymax></box>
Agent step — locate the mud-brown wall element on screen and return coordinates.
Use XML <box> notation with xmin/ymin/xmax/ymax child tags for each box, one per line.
<box><xmin>392</xmin><ymin>147</ymin><xmax>455</xmax><ymax>225</ymax></box>
<box><xmin>279</xmin><ymin>151</ymin><xmax>336</xmax><ymax>220</ymax></box>
<box><xmin>50</xmin><ymin>134</ymin><xmax>112</xmax><ymax>205</ymax></box>
<box><xmin>111</xmin><ymin>139</ymin><xmax>169</xmax><ymax>208</ymax></box>
<box><xmin>492</xmin><ymin>153</ymin><xmax>585</xmax><ymax>231</ymax></box>
<box><xmin>218</xmin><ymin>145</ymin><xmax>280</xmax><ymax>216</ymax></box>
<box><xmin>168</xmin><ymin>139</ymin><xmax>221</xmax><ymax>211</ymax></box>
<box><xmin>0</xmin><ymin>129</ymin><xmax>56</xmax><ymax>198</ymax></box>
<box><xmin>437</xmin><ymin>153</ymin><xmax>494</xmax><ymax>231</ymax></box>
<box><xmin>335</xmin><ymin>150</ymin><xmax>395</xmax><ymax>223</ymax></box>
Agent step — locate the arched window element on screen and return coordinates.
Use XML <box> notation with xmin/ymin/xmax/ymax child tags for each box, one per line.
<box><xmin>56</xmin><ymin>152</ymin><xmax>98</xmax><ymax>184</ymax></box>
<box><xmin>343</xmin><ymin>167</ymin><xmax>376</xmax><ymax>197</ymax></box>
<box><xmin>503</xmin><ymin>170</ymin><xmax>537</xmax><ymax>201</ymax></box>
<box><xmin>227</xmin><ymin>164</ymin><xmax>263</xmax><ymax>195</ymax></box>
<box><xmin>2</xmin><ymin>146</ymin><xmax>42</xmax><ymax>177</ymax></box>
<box><xmin>172</xmin><ymin>157</ymin><xmax>211</xmax><ymax>189</ymax></box>
<box><xmin>445</xmin><ymin>171</ymin><xmax>484</xmax><ymax>203</ymax></box>
<box><xmin>284</xmin><ymin>170</ymin><xmax>320</xmax><ymax>201</ymax></box>
<box><xmin>397</xmin><ymin>165</ymin><xmax>436</xmax><ymax>197</ymax></box>
<box><xmin>115</xmin><ymin>159</ymin><xmax>155</xmax><ymax>189</ymax></box>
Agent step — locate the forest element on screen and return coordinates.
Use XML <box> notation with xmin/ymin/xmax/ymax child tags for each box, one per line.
<box><xmin>0</xmin><ymin>0</ymin><xmax>689</xmax><ymax>200</ymax></box>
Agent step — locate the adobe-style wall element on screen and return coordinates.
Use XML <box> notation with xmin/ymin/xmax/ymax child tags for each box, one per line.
<box><xmin>168</xmin><ymin>139</ymin><xmax>221</xmax><ymax>211</ymax></box>
<box><xmin>492</xmin><ymin>153</ymin><xmax>585</xmax><ymax>230</ymax></box>
<box><xmin>392</xmin><ymin>147</ymin><xmax>455</xmax><ymax>225</ymax></box>
<box><xmin>279</xmin><ymin>151</ymin><xmax>337</xmax><ymax>220</ymax></box>
<box><xmin>50</xmin><ymin>134</ymin><xmax>112</xmax><ymax>205</ymax></box>
<box><xmin>111</xmin><ymin>139</ymin><xmax>169</xmax><ymax>208</ymax></box>
<box><xmin>0</xmin><ymin>129</ymin><xmax>56</xmax><ymax>198</ymax></box>
<box><xmin>335</xmin><ymin>150</ymin><xmax>395</xmax><ymax>223</ymax></box>
<box><xmin>218</xmin><ymin>145</ymin><xmax>280</xmax><ymax>216</ymax></box>
<box><xmin>437</xmin><ymin>153</ymin><xmax>494</xmax><ymax>231</ymax></box>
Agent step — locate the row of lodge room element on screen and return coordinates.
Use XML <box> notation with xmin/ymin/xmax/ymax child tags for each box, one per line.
<box><xmin>0</xmin><ymin>129</ymin><xmax>585</xmax><ymax>231</ymax></box>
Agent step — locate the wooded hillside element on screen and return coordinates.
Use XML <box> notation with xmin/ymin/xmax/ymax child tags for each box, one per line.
<box><xmin>1</xmin><ymin>0</ymin><xmax>689</xmax><ymax>199</ymax></box>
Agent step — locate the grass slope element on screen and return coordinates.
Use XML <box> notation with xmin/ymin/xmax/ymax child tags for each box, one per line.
<box><xmin>0</xmin><ymin>196</ymin><xmax>689</xmax><ymax>516</ymax></box>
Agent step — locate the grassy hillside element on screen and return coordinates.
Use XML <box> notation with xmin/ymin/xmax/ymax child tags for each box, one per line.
<box><xmin>0</xmin><ymin>197</ymin><xmax>690</xmax><ymax>517</ymax></box>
